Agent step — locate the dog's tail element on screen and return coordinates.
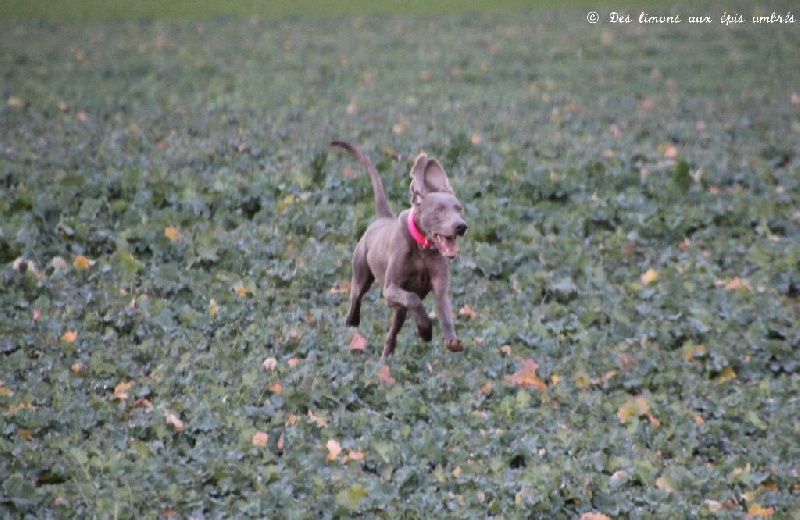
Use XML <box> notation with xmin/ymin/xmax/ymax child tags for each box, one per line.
<box><xmin>331</xmin><ymin>140</ymin><xmax>392</xmax><ymax>219</ymax></box>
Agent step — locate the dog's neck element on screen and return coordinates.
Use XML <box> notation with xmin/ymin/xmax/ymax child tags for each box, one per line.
<box><xmin>407</xmin><ymin>208</ymin><xmax>434</xmax><ymax>249</ymax></box>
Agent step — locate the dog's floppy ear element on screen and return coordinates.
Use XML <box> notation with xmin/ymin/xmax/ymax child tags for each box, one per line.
<box><xmin>409</xmin><ymin>153</ymin><xmax>428</xmax><ymax>205</ymax></box>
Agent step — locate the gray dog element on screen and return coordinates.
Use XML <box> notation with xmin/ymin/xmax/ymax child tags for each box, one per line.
<box><xmin>332</xmin><ymin>141</ymin><xmax>468</xmax><ymax>357</ymax></box>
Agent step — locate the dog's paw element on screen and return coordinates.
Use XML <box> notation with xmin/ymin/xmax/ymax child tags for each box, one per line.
<box><xmin>416</xmin><ymin>318</ymin><xmax>433</xmax><ymax>342</ymax></box>
<box><xmin>444</xmin><ymin>338</ymin><xmax>464</xmax><ymax>352</ymax></box>
<box><xmin>344</xmin><ymin>313</ymin><xmax>360</xmax><ymax>327</ymax></box>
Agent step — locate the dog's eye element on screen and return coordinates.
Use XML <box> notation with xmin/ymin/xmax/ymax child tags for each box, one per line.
<box><xmin>436</xmin><ymin>206</ymin><xmax>444</xmax><ymax>213</ymax></box>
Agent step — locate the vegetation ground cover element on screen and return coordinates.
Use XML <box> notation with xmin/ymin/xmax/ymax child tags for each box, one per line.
<box><xmin>1</xmin><ymin>3</ymin><xmax>799</xmax><ymax>517</ymax></box>
<box><xmin>2</xmin><ymin>0</ymin><xmax>545</xmax><ymax>21</ymax></box>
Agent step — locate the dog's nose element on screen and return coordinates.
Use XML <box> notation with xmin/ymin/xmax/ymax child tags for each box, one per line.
<box><xmin>455</xmin><ymin>222</ymin><xmax>468</xmax><ymax>236</ymax></box>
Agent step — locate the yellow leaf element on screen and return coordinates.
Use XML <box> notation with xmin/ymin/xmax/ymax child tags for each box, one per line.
<box><xmin>617</xmin><ymin>397</ymin><xmax>651</xmax><ymax>423</ymax></box>
<box><xmin>349</xmin><ymin>332</ymin><xmax>368</xmax><ymax>351</ymax></box>
<box><xmin>263</xmin><ymin>357</ymin><xmax>278</xmax><ymax>371</ymax></box>
<box><xmin>164</xmin><ymin>226</ymin><xmax>181</xmax><ymax>241</ymax></box>
<box><xmin>285</xmin><ymin>412</ymin><xmax>301</xmax><ymax>427</ymax></box>
<box><xmin>8</xmin><ymin>402</ymin><xmax>37</xmax><ymax>414</ymax></box>
<box><xmin>682</xmin><ymin>343</ymin><xmax>695</xmax><ymax>362</ymax></box>
<box><xmin>715</xmin><ymin>366</ymin><xmax>736</xmax><ymax>383</ymax></box>
<box><xmin>61</xmin><ymin>330</ymin><xmax>78</xmax><ymax>343</ymax></box>
<box><xmin>504</xmin><ymin>359</ymin><xmax>546</xmax><ymax>391</ymax></box>
<box><xmin>70</xmin><ymin>363</ymin><xmax>85</xmax><ymax>375</ymax></box>
<box><xmin>134</xmin><ymin>397</ymin><xmax>152</xmax><ymax>409</ymax></box>
<box><xmin>433</xmin><ymin>464</ymin><xmax>446</xmax><ymax>483</ymax></box>
<box><xmin>581</xmin><ymin>514</ymin><xmax>611</xmax><ymax>520</ymax></box>
<box><xmin>655</xmin><ymin>475</ymin><xmax>675</xmax><ymax>493</ymax></box>
<box><xmin>277</xmin><ymin>194</ymin><xmax>297</xmax><ymax>213</ymax></box>
<box><xmin>479</xmin><ymin>382</ymin><xmax>494</xmax><ymax>395</ymax></box>
<box><xmin>452</xmin><ymin>466</ymin><xmax>462</xmax><ymax>477</ymax></box>
<box><xmin>307</xmin><ymin>409</ymin><xmax>328</xmax><ymax>428</ymax></box>
<box><xmin>329</xmin><ymin>278</ymin><xmax>350</xmax><ymax>294</ymax></box>
<box><xmin>575</xmin><ymin>369</ymin><xmax>592</xmax><ymax>389</ymax></box>
<box><xmin>499</xmin><ymin>345</ymin><xmax>512</xmax><ymax>356</ymax></box>
<box><xmin>73</xmin><ymin>255</ymin><xmax>94</xmax><ymax>269</ymax></box>
<box><xmin>732</xmin><ymin>463</ymin><xmax>752</xmax><ymax>478</ymax></box>
<box><xmin>164</xmin><ymin>411</ymin><xmax>184</xmax><ymax>433</ymax></box>
<box><xmin>458</xmin><ymin>304</ymin><xmax>478</xmax><ymax>319</ymax></box>
<box><xmin>550</xmin><ymin>374</ymin><xmax>561</xmax><ymax>386</ymax></box>
<box><xmin>609</xmin><ymin>470</ymin><xmax>628</xmax><ymax>484</ymax></box>
<box><xmin>209</xmin><ymin>298</ymin><xmax>219</xmax><ymax>318</ymax></box>
<box><xmin>18</xmin><ymin>428</ymin><xmax>34</xmax><ymax>441</ymax></box>
<box><xmin>634</xmin><ymin>396</ymin><xmax>650</xmax><ymax>415</ymax></box>
<box><xmin>270</xmin><ymin>382</ymin><xmax>282</xmax><ymax>395</ymax></box>
<box><xmin>760</xmin><ymin>480</ymin><xmax>778</xmax><ymax>492</ymax></box>
<box><xmin>114</xmin><ymin>381</ymin><xmax>133</xmax><ymax>400</ymax></box>
<box><xmin>377</xmin><ymin>364</ymin><xmax>396</xmax><ymax>385</ymax></box>
<box><xmin>616</xmin><ymin>401</ymin><xmax>638</xmax><ymax>423</ymax></box>
<box><xmin>343</xmin><ymin>449</ymin><xmax>365</xmax><ymax>463</ymax></box>
<box><xmin>234</xmin><ymin>285</ymin><xmax>249</xmax><ymax>297</ymax></box>
<box><xmin>326</xmin><ymin>439</ymin><xmax>342</xmax><ymax>461</ymax></box>
<box><xmin>0</xmin><ymin>386</ymin><xmax>12</xmax><ymax>397</ymax></box>
<box><xmin>51</xmin><ymin>256</ymin><xmax>68</xmax><ymax>270</ymax></box>
<box><xmin>724</xmin><ymin>276</ymin><xmax>752</xmax><ymax>291</ymax></box>
<box><xmin>662</xmin><ymin>144</ymin><xmax>679</xmax><ymax>160</ymax></box>
<box><xmin>747</xmin><ymin>503</ymin><xmax>775</xmax><ymax>517</ymax></box>
<box><xmin>641</xmin><ymin>268</ymin><xmax>659</xmax><ymax>284</ymax></box>
<box><xmin>252</xmin><ymin>431</ymin><xmax>269</xmax><ymax>447</ymax></box>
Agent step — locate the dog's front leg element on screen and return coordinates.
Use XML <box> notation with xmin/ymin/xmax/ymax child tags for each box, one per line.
<box><xmin>431</xmin><ymin>267</ymin><xmax>464</xmax><ymax>352</ymax></box>
<box><xmin>383</xmin><ymin>283</ymin><xmax>433</xmax><ymax>342</ymax></box>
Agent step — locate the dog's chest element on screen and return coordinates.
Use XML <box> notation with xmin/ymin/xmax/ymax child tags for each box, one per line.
<box><xmin>401</xmin><ymin>255</ymin><xmax>434</xmax><ymax>296</ymax></box>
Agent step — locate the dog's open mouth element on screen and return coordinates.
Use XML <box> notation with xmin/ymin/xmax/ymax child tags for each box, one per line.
<box><xmin>434</xmin><ymin>234</ymin><xmax>459</xmax><ymax>259</ymax></box>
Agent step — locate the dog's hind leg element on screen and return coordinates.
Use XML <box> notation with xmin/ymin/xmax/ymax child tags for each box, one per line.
<box><xmin>345</xmin><ymin>247</ymin><xmax>373</xmax><ymax>327</ymax></box>
<box><xmin>382</xmin><ymin>307</ymin><xmax>407</xmax><ymax>357</ymax></box>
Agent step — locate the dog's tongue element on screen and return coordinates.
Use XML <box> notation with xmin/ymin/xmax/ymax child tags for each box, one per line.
<box><xmin>436</xmin><ymin>235</ymin><xmax>458</xmax><ymax>258</ymax></box>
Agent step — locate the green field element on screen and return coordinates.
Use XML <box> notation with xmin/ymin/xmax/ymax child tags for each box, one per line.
<box><xmin>1</xmin><ymin>2</ymin><xmax>799</xmax><ymax>517</ymax></box>
<box><xmin>1</xmin><ymin>0</ymin><xmax>581</xmax><ymax>20</ymax></box>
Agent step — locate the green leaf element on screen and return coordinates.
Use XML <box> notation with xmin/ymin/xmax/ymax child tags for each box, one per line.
<box><xmin>3</xmin><ymin>473</ymin><xmax>37</xmax><ymax>507</ymax></box>
<box><xmin>745</xmin><ymin>410</ymin><xmax>768</xmax><ymax>430</ymax></box>
<box><xmin>115</xmin><ymin>250</ymin><xmax>143</xmax><ymax>276</ymax></box>
<box><xmin>671</xmin><ymin>161</ymin><xmax>692</xmax><ymax>192</ymax></box>
<box><xmin>334</xmin><ymin>484</ymin><xmax>369</xmax><ymax>511</ymax></box>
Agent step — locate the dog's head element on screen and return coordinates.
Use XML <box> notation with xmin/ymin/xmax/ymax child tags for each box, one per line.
<box><xmin>409</xmin><ymin>153</ymin><xmax>467</xmax><ymax>259</ymax></box>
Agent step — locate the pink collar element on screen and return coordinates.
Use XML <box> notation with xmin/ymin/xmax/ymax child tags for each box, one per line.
<box><xmin>407</xmin><ymin>208</ymin><xmax>434</xmax><ymax>249</ymax></box>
